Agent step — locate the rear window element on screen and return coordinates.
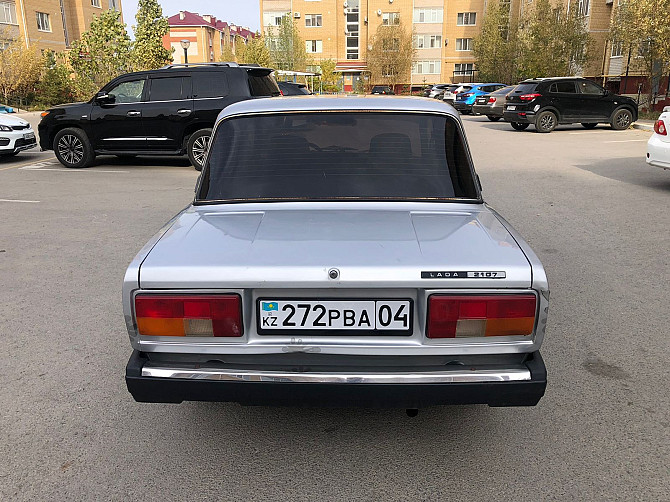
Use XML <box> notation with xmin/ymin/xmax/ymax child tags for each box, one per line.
<box><xmin>493</xmin><ymin>86</ymin><xmax>515</xmax><ymax>95</ymax></box>
<box><xmin>511</xmin><ymin>83</ymin><xmax>538</xmax><ymax>94</ymax></box>
<box><xmin>248</xmin><ymin>73</ymin><xmax>281</xmax><ymax>97</ymax></box>
<box><xmin>198</xmin><ymin>112</ymin><xmax>478</xmax><ymax>203</ymax></box>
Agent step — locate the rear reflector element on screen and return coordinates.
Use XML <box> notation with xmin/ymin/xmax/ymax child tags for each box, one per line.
<box><xmin>135</xmin><ymin>295</ymin><xmax>242</xmax><ymax>337</ymax></box>
<box><xmin>427</xmin><ymin>295</ymin><xmax>536</xmax><ymax>338</ymax></box>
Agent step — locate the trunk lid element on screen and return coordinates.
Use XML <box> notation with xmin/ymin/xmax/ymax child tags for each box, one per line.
<box><xmin>139</xmin><ymin>204</ymin><xmax>532</xmax><ymax>289</ymax></box>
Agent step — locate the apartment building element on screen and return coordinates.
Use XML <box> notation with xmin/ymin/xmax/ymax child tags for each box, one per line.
<box><xmin>163</xmin><ymin>11</ymin><xmax>256</xmax><ymax>64</ymax></box>
<box><xmin>261</xmin><ymin>0</ymin><xmax>503</xmax><ymax>89</ymax></box>
<box><xmin>0</xmin><ymin>0</ymin><xmax>122</xmax><ymax>52</ymax></box>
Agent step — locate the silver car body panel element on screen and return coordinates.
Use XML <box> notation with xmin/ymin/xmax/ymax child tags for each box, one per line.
<box><xmin>123</xmin><ymin>96</ymin><xmax>549</xmax><ymax>359</ymax></box>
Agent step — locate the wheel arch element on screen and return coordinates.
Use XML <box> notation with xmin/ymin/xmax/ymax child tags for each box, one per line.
<box><xmin>610</xmin><ymin>104</ymin><xmax>637</xmax><ymax>122</ymax></box>
<box><xmin>182</xmin><ymin>123</ymin><xmax>214</xmax><ymax>151</ymax></box>
<box><xmin>47</xmin><ymin>123</ymin><xmax>88</xmax><ymax>150</ymax></box>
<box><xmin>537</xmin><ymin>106</ymin><xmax>561</xmax><ymax>122</ymax></box>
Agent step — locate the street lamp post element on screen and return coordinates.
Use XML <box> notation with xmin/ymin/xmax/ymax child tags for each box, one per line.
<box><xmin>180</xmin><ymin>39</ymin><xmax>190</xmax><ymax>64</ymax></box>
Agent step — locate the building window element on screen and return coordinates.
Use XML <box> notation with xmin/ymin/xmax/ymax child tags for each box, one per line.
<box><xmin>413</xmin><ymin>8</ymin><xmax>443</xmax><ymax>23</ymax></box>
<box><xmin>0</xmin><ymin>1</ymin><xmax>17</xmax><ymax>24</ymax></box>
<box><xmin>91</xmin><ymin>0</ymin><xmax>101</xmax><ymax>7</ymax></box>
<box><xmin>611</xmin><ymin>41</ymin><xmax>622</xmax><ymax>57</ymax></box>
<box><xmin>346</xmin><ymin>0</ymin><xmax>359</xmax><ymax>59</ymax></box>
<box><xmin>413</xmin><ymin>60</ymin><xmax>441</xmax><ymax>74</ymax></box>
<box><xmin>456</xmin><ymin>38</ymin><xmax>472</xmax><ymax>51</ymax></box>
<box><xmin>305</xmin><ymin>40</ymin><xmax>323</xmax><ymax>53</ymax></box>
<box><xmin>305</xmin><ymin>14</ymin><xmax>322</xmax><ymax>27</ymax></box>
<box><xmin>457</xmin><ymin>12</ymin><xmax>476</xmax><ymax>26</ymax></box>
<box><xmin>454</xmin><ymin>63</ymin><xmax>474</xmax><ymax>76</ymax></box>
<box><xmin>383</xmin><ymin>38</ymin><xmax>399</xmax><ymax>51</ymax></box>
<box><xmin>36</xmin><ymin>12</ymin><xmax>51</xmax><ymax>32</ymax></box>
<box><xmin>578</xmin><ymin>0</ymin><xmax>590</xmax><ymax>16</ymax></box>
<box><xmin>263</xmin><ymin>12</ymin><xmax>288</xmax><ymax>27</ymax></box>
<box><xmin>382</xmin><ymin>12</ymin><xmax>399</xmax><ymax>25</ymax></box>
<box><xmin>414</xmin><ymin>35</ymin><xmax>442</xmax><ymax>49</ymax></box>
<box><xmin>109</xmin><ymin>0</ymin><xmax>119</xmax><ymax>10</ymax></box>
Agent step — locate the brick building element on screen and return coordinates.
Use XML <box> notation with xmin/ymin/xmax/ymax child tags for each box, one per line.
<box><xmin>0</xmin><ymin>0</ymin><xmax>122</xmax><ymax>52</ymax></box>
<box><xmin>162</xmin><ymin>11</ymin><xmax>256</xmax><ymax>64</ymax></box>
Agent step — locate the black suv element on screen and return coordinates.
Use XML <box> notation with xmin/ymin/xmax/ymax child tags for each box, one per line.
<box><xmin>38</xmin><ymin>63</ymin><xmax>280</xmax><ymax>170</ymax></box>
<box><xmin>503</xmin><ymin>77</ymin><xmax>638</xmax><ymax>133</ymax></box>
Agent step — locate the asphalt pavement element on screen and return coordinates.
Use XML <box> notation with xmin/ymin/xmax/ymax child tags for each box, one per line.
<box><xmin>1</xmin><ymin>117</ymin><xmax>668</xmax><ymax>501</ymax></box>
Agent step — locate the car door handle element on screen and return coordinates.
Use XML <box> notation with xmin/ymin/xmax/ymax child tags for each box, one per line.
<box><xmin>127</xmin><ymin>110</ymin><xmax>141</xmax><ymax>117</ymax></box>
<box><xmin>176</xmin><ymin>109</ymin><xmax>192</xmax><ymax>116</ymax></box>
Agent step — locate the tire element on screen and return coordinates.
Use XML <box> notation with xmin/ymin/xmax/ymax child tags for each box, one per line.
<box><xmin>187</xmin><ymin>128</ymin><xmax>212</xmax><ymax>171</ymax></box>
<box><xmin>54</xmin><ymin>127</ymin><xmax>94</xmax><ymax>168</ymax></box>
<box><xmin>510</xmin><ymin>122</ymin><xmax>529</xmax><ymax>131</ymax></box>
<box><xmin>581</xmin><ymin>123</ymin><xmax>597</xmax><ymax>129</ymax></box>
<box><xmin>487</xmin><ymin>116</ymin><xmax>501</xmax><ymax>122</ymax></box>
<box><xmin>535</xmin><ymin>110</ymin><xmax>557</xmax><ymax>133</ymax></box>
<box><xmin>610</xmin><ymin>108</ymin><xmax>633</xmax><ymax>130</ymax></box>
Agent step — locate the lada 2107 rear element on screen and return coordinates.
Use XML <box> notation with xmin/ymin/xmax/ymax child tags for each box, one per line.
<box><xmin>124</xmin><ymin>96</ymin><xmax>549</xmax><ymax>408</ymax></box>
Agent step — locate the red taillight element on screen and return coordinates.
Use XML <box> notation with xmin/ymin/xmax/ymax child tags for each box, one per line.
<box><xmin>135</xmin><ymin>295</ymin><xmax>243</xmax><ymax>337</ymax></box>
<box><xmin>427</xmin><ymin>295</ymin><xmax>536</xmax><ymax>338</ymax></box>
<box><xmin>487</xmin><ymin>97</ymin><xmax>497</xmax><ymax>104</ymax></box>
<box><xmin>461</xmin><ymin>92</ymin><xmax>474</xmax><ymax>98</ymax></box>
<box><xmin>654</xmin><ymin>119</ymin><xmax>667</xmax><ymax>135</ymax></box>
<box><xmin>519</xmin><ymin>93</ymin><xmax>541</xmax><ymax>102</ymax></box>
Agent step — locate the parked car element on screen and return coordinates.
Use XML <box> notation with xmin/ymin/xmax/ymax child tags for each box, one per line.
<box><xmin>427</xmin><ymin>84</ymin><xmax>450</xmax><ymax>99</ymax></box>
<box><xmin>453</xmin><ymin>83</ymin><xmax>507</xmax><ymax>114</ymax></box>
<box><xmin>371</xmin><ymin>85</ymin><xmax>394</xmax><ymax>95</ymax></box>
<box><xmin>124</xmin><ymin>96</ymin><xmax>550</xmax><ymax>410</ymax></box>
<box><xmin>442</xmin><ymin>85</ymin><xmax>470</xmax><ymax>105</ymax></box>
<box><xmin>38</xmin><ymin>62</ymin><xmax>281</xmax><ymax>170</ymax></box>
<box><xmin>278</xmin><ymin>81</ymin><xmax>311</xmax><ymax>95</ymax></box>
<box><xmin>646</xmin><ymin>106</ymin><xmax>670</xmax><ymax>170</ymax></box>
<box><xmin>503</xmin><ymin>77</ymin><xmax>638</xmax><ymax>133</ymax></box>
<box><xmin>0</xmin><ymin>114</ymin><xmax>36</xmax><ymax>157</ymax></box>
<box><xmin>472</xmin><ymin>86</ymin><xmax>516</xmax><ymax>121</ymax></box>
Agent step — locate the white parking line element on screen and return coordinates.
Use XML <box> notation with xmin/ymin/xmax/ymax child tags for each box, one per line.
<box><xmin>0</xmin><ymin>198</ymin><xmax>40</xmax><ymax>203</ymax></box>
<box><xmin>22</xmin><ymin>167</ymin><xmax>129</xmax><ymax>173</ymax></box>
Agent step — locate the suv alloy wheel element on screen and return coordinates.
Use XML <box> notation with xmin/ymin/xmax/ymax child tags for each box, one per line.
<box><xmin>187</xmin><ymin>128</ymin><xmax>212</xmax><ymax>171</ymax></box>
<box><xmin>535</xmin><ymin>111</ymin><xmax>557</xmax><ymax>133</ymax></box>
<box><xmin>611</xmin><ymin>108</ymin><xmax>633</xmax><ymax>130</ymax></box>
<box><xmin>54</xmin><ymin>128</ymin><xmax>95</xmax><ymax>168</ymax></box>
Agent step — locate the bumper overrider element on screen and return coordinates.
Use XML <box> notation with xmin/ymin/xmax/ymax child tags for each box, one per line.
<box><xmin>126</xmin><ymin>350</ymin><xmax>547</xmax><ymax>407</ymax></box>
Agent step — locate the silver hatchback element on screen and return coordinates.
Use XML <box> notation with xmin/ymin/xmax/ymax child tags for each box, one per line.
<box><xmin>124</xmin><ymin>96</ymin><xmax>549</xmax><ymax>409</ymax></box>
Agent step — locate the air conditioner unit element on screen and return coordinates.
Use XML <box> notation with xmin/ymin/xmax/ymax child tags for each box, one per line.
<box><xmin>343</xmin><ymin>1</ymin><xmax>348</xmax><ymax>7</ymax></box>
<box><xmin>294</xmin><ymin>12</ymin><xmax>300</xmax><ymax>18</ymax></box>
<box><xmin>377</xmin><ymin>9</ymin><xmax>382</xmax><ymax>15</ymax></box>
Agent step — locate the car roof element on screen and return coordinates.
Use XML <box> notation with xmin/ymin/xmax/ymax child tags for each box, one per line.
<box><xmin>519</xmin><ymin>77</ymin><xmax>583</xmax><ymax>84</ymax></box>
<box><xmin>108</xmin><ymin>63</ymin><xmax>274</xmax><ymax>80</ymax></box>
<box><xmin>216</xmin><ymin>95</ymin><xmax>460</xmax><ymax>123</ymax></box>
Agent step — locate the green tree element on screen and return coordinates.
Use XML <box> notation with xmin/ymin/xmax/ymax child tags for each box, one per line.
<box><xmin>268</xmin><ymin>15</ymin><xmax>309</xmax><ymax>71</ymax></box>
<box><xmin>237</xmin><ymin>34</ymin><xmax>272</xmax><ymax>67</ymax></box>
<box><xmin>220</xmin><ymin>43</ymin><xmax>236</xmax><ymax>63</ymax></box>
<box><xmin>317</xmin><ymin>59</ymin><xmax>341</xmax><ymax>92</ymax></box>
<box><xmin>132</xmin><ymin>0</ymin><xmax>173</xmax><ymax>70</ymax></box>
<box><xmin>35</xmin><ymin>53</ymin><xmax>75</xmax><ymax>106</ymax></box>
<box><xmin>366</xmin><ymin>19</ymin><xmax>415</xmax><ymax>89</ymax></box>
<box><xmin>610</xmin><ymin>0</ymin><xmax>670</xmax><ymax>108</ymax></box>
<box><xmin>518</xmin><ymin>0</ymin><xmax>591</xmax><ymax>78</ymax></box>
<box><xmin>69</xmin><ymin>10</ymin><xmax>132</xmax><ymax>94</ymax></box>
<box><xmin>473</xmin><ymin>0</ymin><xmax>521</xmax><ymax>83</ymax></box>
<box><xmin>0</xmin><ymin>34</ymin><xmax>44</xmax><ymax>105</ymax></box>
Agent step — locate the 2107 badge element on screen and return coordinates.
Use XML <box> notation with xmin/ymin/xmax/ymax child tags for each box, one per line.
<box><xmin>257</xmin><ymin>299</ymin><xmax>412</xmax><ymax>335</ymax></box>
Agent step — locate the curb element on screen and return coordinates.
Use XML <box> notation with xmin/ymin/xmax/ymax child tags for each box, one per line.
<box><xmin>633</xmin><ymin>122</ymin><xmax>654</xmax><ymax>132</ymax></box>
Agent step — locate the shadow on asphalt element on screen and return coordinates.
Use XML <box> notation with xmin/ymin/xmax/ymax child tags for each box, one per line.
<box><xmin>575</xmin><ymin>156</ymin><xmax>670</xmax><ymax>191</ymax></box>
<box><xmin>464</xmin><ymin>116</ymin><xmax>626</xmax><ymax>134</ymax></box>
<box><xmin>93</xmin><ymin>155</ymin><xmax>193</xmax><ymax>168</ymax></box>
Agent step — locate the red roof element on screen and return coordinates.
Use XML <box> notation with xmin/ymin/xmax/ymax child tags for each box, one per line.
<box><xmin>168</xmin><ymin>11</ymin><xmax>256</xmax><ymax>38</ymax></box>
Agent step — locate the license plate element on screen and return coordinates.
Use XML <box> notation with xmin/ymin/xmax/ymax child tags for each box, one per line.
<box><xmin>257</xmin><ymin>299</ymin><xmax>412</xmax><ymax>334</ymax></box>
<box><xmin>24</xmin><ymin>132</ymin><xmax>35</xmax><ymax>140</ymax></box>
<box><xmin>507</xmin><ymin>105</ymin><xmax>516</xmax><ymax>110</ymax></box>
<box><xmin>477</xmin><ymin>98</ymin><xmax>486</xmax><ymax>104</ymax></box>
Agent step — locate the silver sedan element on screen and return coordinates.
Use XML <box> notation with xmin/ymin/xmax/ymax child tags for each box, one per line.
<box><xmin>123</xmin><ymin>96</ymin><xmax>549</xmax><ymax>410</ymax></box>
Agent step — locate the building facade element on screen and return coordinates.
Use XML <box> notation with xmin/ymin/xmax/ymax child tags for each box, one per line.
<box><xmin>0</xmin><ymin>0</ymin><xmax>122</xmax><ymax>52</ymax></box>
<box><xmin>163</xmin><ymin>11</ymin><xmax>256</xmax><ymax>64</ymax></box>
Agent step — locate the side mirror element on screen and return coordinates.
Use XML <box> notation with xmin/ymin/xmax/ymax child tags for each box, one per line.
<box><xmin>95</xmin><ymin>91</ymin><xmax>115</xmax><ymax>104</ymax></box>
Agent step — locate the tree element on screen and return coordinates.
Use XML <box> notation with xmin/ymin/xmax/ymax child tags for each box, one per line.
<box><xmin>473</xmin><ymin>0</ymin><xmax>521</xmax><ymax>83</ymax></box>
<box><xmin>35</xmin><ymin>53</ymin><xmax>75</xmax><ymax>106</ymax></box>
<box><xmin>317</xmin><ymin>59</ymin><xmax>341</xmax><ymax>92</ymax></box>
<box><xmin>517</xmin><ymin>0</ymin><xmax>591</xmax><ymax>78</ymax></box>
<box><xmin>0</xmin><ymin>34</ymin><xmax>43</xmax><ymax>105</ymax></box>
<box><xmin>132</xmin><ymin>0</ymin><xmax>173</xmax><ymax>70</ymax></box>
<box><xmin>366</xmin><ymin>19</ymin><xmax>415</xmax><ymax>89</ymax></box>
<box><xmin>268</xmin><ymin>15</ymin><xmax>309</xmax><ymax>71</ymax></box>
<box><xmin>610</xmin><ymin>0</ymin><xmax>670</xmax><ymax>108</ymax></box>
<box><xmin>220</xmin><ymin>43</ymin><xmax>236</xmax><ymax>63</ymax></box>
<box><xmin>236</xmin><ymin>34</ymin><xmax>272</xmax><ymax>67</ymax></box>
<box><xmin>69</xmin><ymin>10</ymin><xmax>132</xmax><ymax>94</ymax></box>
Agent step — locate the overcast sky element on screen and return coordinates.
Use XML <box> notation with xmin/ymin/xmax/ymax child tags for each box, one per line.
<box><xmin>122</xmin><ymin>0</ymin><xmax>261</xmax><ymax>35</ymax></box>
